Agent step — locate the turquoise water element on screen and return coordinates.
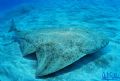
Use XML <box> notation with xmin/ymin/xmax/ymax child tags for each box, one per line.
<box><xmin>0</xmin><ymin>0</ymin><xmax>120</xmax><ymax>81</ymax></box>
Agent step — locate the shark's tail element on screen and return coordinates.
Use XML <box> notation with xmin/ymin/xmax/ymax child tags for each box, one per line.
<box><xmin>8</xmin><ymin>19</ymin><xmax>19</xmax><ymax>32</ymax></box>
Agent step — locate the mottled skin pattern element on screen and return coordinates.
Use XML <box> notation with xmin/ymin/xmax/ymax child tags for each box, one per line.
<box><xmin>15</xmin><ymin>28</ymin><xmax>109</xmax><ymax>76</ymax></box>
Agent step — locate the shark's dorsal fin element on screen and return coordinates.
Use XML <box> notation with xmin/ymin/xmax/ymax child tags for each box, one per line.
<box><xmin>8</xmin><ymin>19</ymin><xmax>19</xmax><ymax>32</ymax></box>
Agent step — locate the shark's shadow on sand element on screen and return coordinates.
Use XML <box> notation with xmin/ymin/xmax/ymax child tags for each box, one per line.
<box><xmin>23</xmin><ymin>52</ymin><xmax>37</xmax><ymax>60</ymax></box>
<box><xmin>24</xmin><ymin>47</ymin><xmax>107</xmax><ymax>79</ymax></box>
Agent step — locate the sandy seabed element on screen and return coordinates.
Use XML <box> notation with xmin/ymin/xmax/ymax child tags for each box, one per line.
<box><xmin>0</xmin><ymin>1</ymin><xmax>120</xmax><ymax>81</ymax></box>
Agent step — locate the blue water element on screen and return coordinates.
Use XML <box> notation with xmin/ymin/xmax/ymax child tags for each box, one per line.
<box><xmin>0</xmin><ymin>0</ymin><xmax>120</xmax><ymax>81</ymax></box>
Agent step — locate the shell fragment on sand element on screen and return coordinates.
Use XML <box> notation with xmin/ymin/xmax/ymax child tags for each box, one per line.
<box><xmin>12</xmin><ymin>27</ymin><xmax>109</xmax><ymax>76</ymax></box>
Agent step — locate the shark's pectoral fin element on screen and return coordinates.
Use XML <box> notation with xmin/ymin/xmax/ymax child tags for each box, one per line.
<box><xmin>35</xmin><ymin>42</ymin><xmax>86</xmax><ymax>76</ymax></box>
<box><xmin>19</xmin><ymin>39</ymin><xmax>36</xmax><ymax>56</ymax></box>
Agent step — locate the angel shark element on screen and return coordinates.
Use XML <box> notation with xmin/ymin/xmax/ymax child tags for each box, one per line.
<box><xmin>9</xmin><ymin>19</ymin><xmax>109</xmax><ymax>76</ymax></box>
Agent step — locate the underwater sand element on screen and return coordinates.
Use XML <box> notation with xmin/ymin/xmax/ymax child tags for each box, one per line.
<box><xmin>0</xmin><ymin>0</ymin><xmax>120</xmax><ymax>81</ymax></box>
